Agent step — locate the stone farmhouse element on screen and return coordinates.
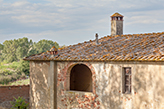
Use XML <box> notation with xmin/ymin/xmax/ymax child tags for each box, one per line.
<box><xmin>24</xmin><ymin>12</ymin><xmax>164</xmax><ymax>109</ymax></box>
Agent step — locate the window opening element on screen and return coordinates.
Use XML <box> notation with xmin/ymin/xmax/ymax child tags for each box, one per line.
<box><xmin>123</xmin><ymin>67</ymin><xmax>131</xmax><ymax>94</ymax></box>
<box><xmin>70</xmin><ymin>64</ymin><xmax>92</xmax><ymax>92</ymax></box>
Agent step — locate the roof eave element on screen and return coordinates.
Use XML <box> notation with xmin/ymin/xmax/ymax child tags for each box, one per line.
<box><xmin>23</xmin><ymin>58</ymin><xmax>164</xmax><ymax>62</ymax></box>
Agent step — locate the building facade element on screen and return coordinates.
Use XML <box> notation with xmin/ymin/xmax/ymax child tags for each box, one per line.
<box><xmin>28</xmin><ymin>61</ymin><xmax>164</xmax><ymax>109</ymax></box>
<box><xmin>24</xmin><ymin>12</ymin><xmax>164</xmax><ymax>109</ymax></box>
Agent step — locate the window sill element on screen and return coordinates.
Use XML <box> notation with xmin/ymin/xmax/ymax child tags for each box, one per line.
<box><xmin>66</xmin><ymin>90</ymin><xmax>93</xmax><ymax>95</ymax></box>
<box><xmin>123</xmin><ymin>93</ymin><xmax>131</xmax><ymax>95</ymax></box>
<box><xmin>122</xmin><ymin>92</ymin><xmax>132</xmax><ymax>98</ymax></box>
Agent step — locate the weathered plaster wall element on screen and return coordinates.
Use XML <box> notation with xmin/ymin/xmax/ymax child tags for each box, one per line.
<box><xmin>116</xmin><ymin>20</ymin><xmax>123</xmax><ymax>35</ymax></box>
<box><xmin>111</xmin><ymin>20</ymin><xmax>123</xmax><ymax>36</ymax></box>
<box><xmin>132</xmin><ymin>64</ymin><xmax>164</xmax><ymax>109</ymax></box>
<box><xmin>30</xmin><ymin>61</ymin><xmax>50</xmax><ymax>109</ymax></box>
<box><xmin>30</xmin><ymin>61</ymin><xmax>164</xmax><ymax>109</ymax></box>
<box><xmin>57</xmin><ymin>61</ymin><xmax>164</xmax><ymax>109</ymax></box>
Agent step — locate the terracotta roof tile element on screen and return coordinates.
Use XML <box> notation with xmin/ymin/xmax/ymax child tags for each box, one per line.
<box><xmin>24</xmin><ymin>32</ymin><xmax>164</xmax><ymax>62</ymax></box>
<box><xmin>111</xmin><ymin>12</ymin><xmax>123</xmax><ymax>17</ymax></box>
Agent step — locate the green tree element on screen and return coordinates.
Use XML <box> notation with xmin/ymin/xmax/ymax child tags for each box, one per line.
<box><xmin>2</xmin><ymin>40</ymin><xmax>17</xmax><ymax>62</ymax></box>
<box><xmin>1</xmin><ymin>38</ymin><xmax>59</xmax><ymax>63</ymax></box>
<box><xmin>0</xmin><ymin>43</ymin><xmax>3</xmax><ymax>50</ymax></box>
<box><xmin>16</xmin><ymin>46</ymin><xmax>24</xmax><ymax>60</ymax></box>
<box><xmin>27</xmin><ymin>39</ymin><xmax>59</xmax><ymax>56</ymax></box>
<box><xmin>19</xmin><ymin>60</ymin><xmax>30</xmax><ymax>76</ymax></box>
<box><xmin>2</xmin><ymin>37</ymin><xmax>31</xmax><ymax>62</ymax></box>
<box><xmin>0</xmin><ymin>43</ymin><xmax>4</xmax><ymax>62</ymax></box>
<box><xmin>16</xmin><ymin>38</ymin><xmax>31</xmax><ymax>60</ymax></box>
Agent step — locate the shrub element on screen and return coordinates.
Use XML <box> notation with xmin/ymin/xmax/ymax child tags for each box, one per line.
<box><xmin>18</xmin><ymin>60</ymin><xmax>29</xmax><ymax>76</ymax></box>
<box><xmin>21</xmin><ymin>73</ymin><xmax>26</xmax><ymax>79</ymax></box>
<box><xmin>1</xmin><ymin>69</ymin><xmax>11</xmax><ymax>76</ymax></box>
<box><xmin>10</xmin><ymin>61</ymin><xmax>20</xmax><ymax>69</ymax></box>
<box><xmin>10</xmin><ymin>96</ymin><xmax>29</xmax><ymax>109</ymax></box>
<box><xmin>0</xmin><ymin>76</ymin><xmax>11</xmax><ymax>84</ymax></box>
<box><xmin>0</xmin><ymin>72</ymin><xmax>24</xmax><ymax>85</ymax></box>
<box><xmin>0</xmin><ymin>60</ymin><xmax>30</xmax><ymax>85</ymax></box>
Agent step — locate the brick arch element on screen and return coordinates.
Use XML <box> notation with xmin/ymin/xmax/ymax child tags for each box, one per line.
<box><xmin>63</xmin><ymin>62</ymin><xmax>96</xmax><ymax>94</ymax></box>
<box><xmin>57</xmin><ymin>62</ymin><xmax>100</xmax><ymax>109</ymax></box>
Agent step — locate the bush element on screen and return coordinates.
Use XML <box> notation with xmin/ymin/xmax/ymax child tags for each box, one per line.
<box><xmin>0</xmin><ymin>72</ymin><xmax>24</xmax><ymax>85</ymax></box>
<box><xmin>12</xmin><ymin>73</ymin><xmax>19</xmax><ymax>79</ymax></box>
<box><xmin>10</xmin><ymin>96</ymin><xmax>29</xmax><ymax>109</ymax></box>
<box><xmin>0</xmin><ymin>76</ymin><xmax>11</xmax><ymax>84</ymax></box>
<box><xmin>10</xmin><ymin>61</ymin><xmax>20</xmax><ymax>69</ymax></box>
<box><xmin>0</xmin><ymin>60</ymin><xmax>30</xmax><ymax>85</ymax></box>
<box><xmin>1</xmin><ymin>69</ymin><xmax>13</xmax><ymax>75</ymax></box>
<box><xmin>19</xmin><ymin>60</ymin><xmax>29</xmax><ymax>76</ymax></box>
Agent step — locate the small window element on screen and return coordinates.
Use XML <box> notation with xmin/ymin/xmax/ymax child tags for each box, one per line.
<box><xmin>122</xmin><ymin>67</ymin><xmax>131</xmax><ymax>94</ymax></box>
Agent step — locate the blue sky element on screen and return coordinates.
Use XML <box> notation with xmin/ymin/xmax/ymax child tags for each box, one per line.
<box><xmin>0</xmin><ymin>0</ymin><xmax>164</xmax><ymax>46</ymax></box>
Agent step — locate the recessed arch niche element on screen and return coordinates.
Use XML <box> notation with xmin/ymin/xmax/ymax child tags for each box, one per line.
<box><xmin>70</xmin><ymin>64</ymin><xmax>92</xmax><ymax>92</ymax></box>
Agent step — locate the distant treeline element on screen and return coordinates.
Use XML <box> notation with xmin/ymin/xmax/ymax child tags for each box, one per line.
<box><xmin>0</xmin><ymin>37</ymin><xmax>59</xmax><ymax>63</ymax></box>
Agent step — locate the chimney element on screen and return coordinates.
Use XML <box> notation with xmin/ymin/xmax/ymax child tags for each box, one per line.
<box><xmin>95</xmin><ymin>33</ymin><xmax>99</xmax><ymax>44</ymax></box>
<box><xmin>111</xmin><ymin>12</ymin><xmax>124</xmax><ymax>36</ymax></box>
<box><xmin>50</xmin><ymin>46</ymin><xmax>58</xmax><ymax>55</ymax></box>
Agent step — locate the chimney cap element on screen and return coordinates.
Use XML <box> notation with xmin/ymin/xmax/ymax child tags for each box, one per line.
<box><xmin>111</xmin><ymin>12</ymin><xmax>124</xmax><ymax>17</ymax></box>
<box><xmin>50</xmin><ymin>46</ymin><xmax>58</xmax><ymax>52</ymax></box>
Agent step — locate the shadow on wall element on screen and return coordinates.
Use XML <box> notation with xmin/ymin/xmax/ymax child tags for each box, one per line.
<box><xmin>134</xmin><ymin>65</ymin><xmax>164</xmax><ymax>109</ymax></box>
<box><xmin>30</xmin><ymin>62</ymin><xmax>50</xmax><ymax>109</ymax></box>
<box><xmin>100</xmin><ymin>64</ymin><xmax>121</xmax><ymax>108</ymax></box>
<box><xmin>99</xmin><ymin>64</ymin><xmax>164</xmax><ymax>109</ymax></box>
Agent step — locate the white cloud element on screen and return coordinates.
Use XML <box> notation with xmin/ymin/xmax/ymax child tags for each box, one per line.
<box><xmin>125</xmin><ymin>9</ymin><xmax>164</xmax><ymax>25</ymax></box>
<box><xmin>11</xmin><ymin>1</ymin><xmax>30</xmax><ymax>7</ymax></box>
<box><xmin>0</xmin><ymin>0</ymin><xmax>164</xmax><ymax>45</ymax></box>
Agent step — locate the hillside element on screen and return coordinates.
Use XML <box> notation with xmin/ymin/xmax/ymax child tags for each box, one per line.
<box><xmin>0</xmin><ymin>61</ymin><xmax>29</xmax><ymax>85</ymax></box>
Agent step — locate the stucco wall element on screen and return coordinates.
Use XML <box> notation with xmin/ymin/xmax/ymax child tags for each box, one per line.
<box><xmin>30</xmin><ymin>61</ymin><xmax>50</xmax><ymax>109</ymax></box>
<box><xmin>57</xmin><ymin>62</ymin><xmax>164</xmax><ymax>109</ymax></box>
<box><xmin>30</xmin><ymin>61</ymin><xmax>164</xmax><ymax>109</ymax></box>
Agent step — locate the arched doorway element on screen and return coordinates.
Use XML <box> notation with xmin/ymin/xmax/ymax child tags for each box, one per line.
<box><xmin>70</xmin><ymin>64</ymin><xmax>92</xmax><ymax>92</ymax></box>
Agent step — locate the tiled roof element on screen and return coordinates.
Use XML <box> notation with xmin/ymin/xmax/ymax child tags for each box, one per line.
<box><xmin>24</xmin><ymin>32</ymin><xmax>164</xmax><ymax>62</ymax></box>
<box><xmin>111</xmin><ymin>12</ymin><xmax>123</xmax><ymax>17</ymax></box>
